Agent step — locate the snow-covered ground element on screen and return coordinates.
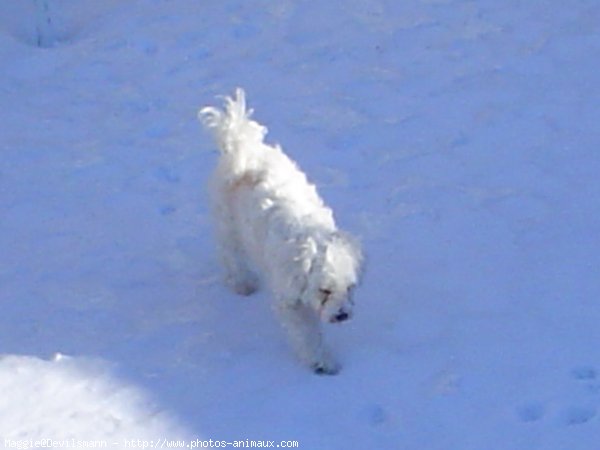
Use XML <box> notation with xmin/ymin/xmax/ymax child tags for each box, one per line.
<box><xmin>1</xmin><ymin>0</ymin><xmax>600</xmax><ymax>448</ymax></box>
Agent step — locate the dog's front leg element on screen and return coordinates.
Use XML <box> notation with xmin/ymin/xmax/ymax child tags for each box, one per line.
<box><xmin>274</xmin><ymin>301</ymin><xmax>340</xmax><ymax>375</ymax></box>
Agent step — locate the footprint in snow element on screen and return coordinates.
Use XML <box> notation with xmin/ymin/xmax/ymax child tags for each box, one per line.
<box><xmin>570</xmin><ymin>366</ymin><xmax>600</xmax><ymax>393</ymax></box>
<box><xmin>359</xmin><ymin>404</ymin><xmax>387</xmax><ymax>426</ymax></box>
<box><xmin>516</xmin><ymin>367</ymin><xmax>599</xmax><ymax>425</ymax></box>
<box><xmin>562</xmin><ymin>406</ymin><xmax>596</xmax><ymax>426</ymax></box>
<box><xmin>571</xmin><ymin>366</ymin><xmax>597</xmax><ymax>381</ymax></box>
<box><xmin>160</xmin><ymin>205</ymin><xmax>176</xmax><ymax>216</ymax></box>
<box><xmin>516</xmin><ymin>403</ymin><xmax>545</xmax><ymax>423</ymax></box>
<box><xmin>155</xmin><ymin>166</ymin><xmax>181</xmax><ymax>184</ymax></box>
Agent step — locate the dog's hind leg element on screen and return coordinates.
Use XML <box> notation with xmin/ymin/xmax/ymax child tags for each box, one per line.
<box><xmin>274</xmin><ymin>301</ymin><xmax>340</xmax><ymax>375</ymax></box>
<box><xmin>219</xmin><ymin>238</ymin><xmax>259</xmax><ymax>296</ymax></box>
<box><xmin>213</xmin><ymin>204</ymin><xmax>259</xmax><ymax>296</ymax></box>
<box><xmin>222</xmin><ymin>254</ymin><xmax>258</xmax><ymax>296</ymax></box>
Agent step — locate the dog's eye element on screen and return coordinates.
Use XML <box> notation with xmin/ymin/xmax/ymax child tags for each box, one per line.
<box><xmin>319</xmin><ymin>288</ymin><xmax>332</xmax><ymax>305</ymax></box>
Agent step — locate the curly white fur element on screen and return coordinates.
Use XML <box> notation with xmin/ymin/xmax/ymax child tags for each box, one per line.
<box><xmin>199</xmin><ymin>89</ymin><xmax>362</xmax><ymax>374</ymax></box>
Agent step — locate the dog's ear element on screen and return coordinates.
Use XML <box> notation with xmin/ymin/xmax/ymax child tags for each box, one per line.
<box><xmin>297</xmin><ymin>237</ymin><xmax>318</xmax><ymax>274</ymax></box>
<box><xmin>323</xmin><ymin>232</ymin><xmax>363</xmax><ymax>287</ymax></box>
<box><xmin>288</xmin><ymin>237</ymin><xmax>318</xmax><ymax>300</ymax></box>
<box><xmin>330</xmin><ymin>231</ymin><xmax>363</xmax><ymax>267</ymax></box>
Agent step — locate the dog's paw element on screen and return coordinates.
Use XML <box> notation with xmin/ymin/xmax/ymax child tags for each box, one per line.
<box><xmin>311</xmin><ymin>359</ymin><xmax>341</xmax><ymax>376</ymax></box>
<box><xmin>232</xmin><ymin>283</ymin><xmax>258</xmax><ymax>296</ymax></box>
<box><xmin>229</xmin><ymin>280</ymin><xmax>258</xmax><ymax>296</ymax></box>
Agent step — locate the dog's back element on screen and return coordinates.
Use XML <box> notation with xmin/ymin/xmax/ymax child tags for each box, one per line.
<box><xmin>199</xmin><ymin>88</ymin><xmax>336</xmax><ymax>239</ymax></box>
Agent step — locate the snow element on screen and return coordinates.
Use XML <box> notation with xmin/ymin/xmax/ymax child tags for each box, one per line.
<box><xmin>0</xmin><ymin>354</ymin><xmax>188</xmax><ymax>443</ymax></box>
<box><xmin>1</xmin><ymin>0</ymin><xmax>600</xmax><ymax>448</ymax></box>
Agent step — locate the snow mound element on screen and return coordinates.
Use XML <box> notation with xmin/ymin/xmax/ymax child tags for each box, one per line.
<box><xmin>0</xmin><ymin>354</ymin><xmax>188</xmax><ymax>443</ymax></box>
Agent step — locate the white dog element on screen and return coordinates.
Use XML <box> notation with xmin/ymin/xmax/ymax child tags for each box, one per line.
<box><xmin>199</xmin><ymin>89</ymin><xmax>362</xmax><ymax>374</ymax></box>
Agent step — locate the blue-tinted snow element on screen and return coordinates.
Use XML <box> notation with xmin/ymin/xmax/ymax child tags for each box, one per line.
<box><xmin>1</xmin><ymin>1</ymin><xmax>600</xmax><ymax>448</ymax></box>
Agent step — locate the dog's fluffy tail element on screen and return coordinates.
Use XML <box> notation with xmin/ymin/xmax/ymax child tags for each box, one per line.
<box><xmin>199</xmin><ymin>88</ymin><xmax>267</xmax><ymax>155</ymax></box>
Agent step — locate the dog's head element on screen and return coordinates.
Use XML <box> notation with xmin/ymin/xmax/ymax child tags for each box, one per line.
<box><xmin>303</xmin><ymin>232</ymin><xmax>362</xmax><ymax>324</ymax></box>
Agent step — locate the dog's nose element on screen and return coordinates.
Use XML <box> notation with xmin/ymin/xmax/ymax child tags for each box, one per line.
<box><xmin>334</xmin><ymin>311</ymin><xmax>349</xmax><ymax>322</ymax></box>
